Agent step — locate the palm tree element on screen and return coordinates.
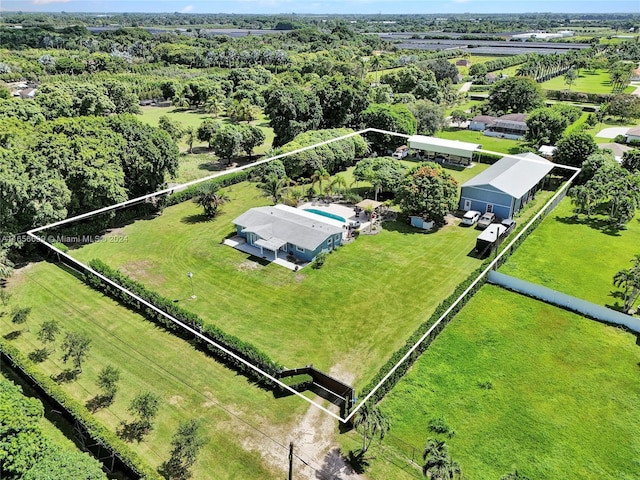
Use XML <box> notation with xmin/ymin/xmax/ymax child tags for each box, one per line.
<box><xmin>330</xmin><ymin>175</ymin><xmax>347</xmax><ymax>197</ymax></box>
<box><xmin>311</xmin><ymin>168</ymin><xmax>330</xmax><ymax>196</ymax></box>
<box><xmin>203</xmin><ymin>96</ymin><xmax>224</xmax><ymax>118</ymax></box>
<box><xmin>260</xmin><ymin>175</ymin><xmax>291</xmax><ymax>204</ymax></box>
<box><xmin>422</xmin><ymin>438</ymin><xmax>461</xmax><ymax>480</ymax></box>
<box><xmin>194</xmin><ymin>183</ymin><xmax>229</xmax><ymax>219</ymax></box>
<box><xmin>370</xmin><ymin>54</ymin><xmax>382</xmax><ymax>84</ymax></box>
<box><xmin>352</xmin><ymin>402</ymin><xmax>390</xmax><ymax>455</ymax></box>
<box><xmin>613</xmin><ymin>255</ymin><xmax>640</xmax><ymax>311</ymax></box>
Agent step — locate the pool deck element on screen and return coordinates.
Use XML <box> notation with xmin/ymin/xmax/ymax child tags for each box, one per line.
<box><xmin>298</xmin><ymin>202</ymin><xmax>372</xmax><ymax>231</ymax></box>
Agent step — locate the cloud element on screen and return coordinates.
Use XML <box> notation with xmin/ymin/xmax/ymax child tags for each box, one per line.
<box><xmin>180</xmin><ymin>5</ymin><xmax>194</xmax><ymax>12</ymax></box>
<box><xmin>32</xmin><ymin>0</ymin><xmax>71</xmax><ymax>4</ymax></box>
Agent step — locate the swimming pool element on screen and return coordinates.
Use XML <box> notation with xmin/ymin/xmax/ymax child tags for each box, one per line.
<box><xmin>304</xmin><ymin>209</ymin><xmax>346</xmax><ymax>223</ymax></box>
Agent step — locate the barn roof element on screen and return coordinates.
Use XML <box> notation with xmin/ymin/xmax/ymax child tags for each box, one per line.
<box><xmin>462</xmin><ymin>153</ymin><xmax>554</xmax><ymax>198</ymax></box>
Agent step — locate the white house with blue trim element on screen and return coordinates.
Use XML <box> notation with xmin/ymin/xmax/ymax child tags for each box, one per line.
<box><xmin>459</xmin><ymin>153</ymin><xmax>554</xmax><ymax>220</ymax></box>
<box><xmin>232</xmin><ymin>204</ymin><xmax>344</xmax><ymax>263</ymax></box>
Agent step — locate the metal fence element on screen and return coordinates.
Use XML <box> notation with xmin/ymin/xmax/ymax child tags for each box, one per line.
<box><xmin>488</xmin><ymin>271</ymin><xmax>640</xmax><ymax>333</ymax></box>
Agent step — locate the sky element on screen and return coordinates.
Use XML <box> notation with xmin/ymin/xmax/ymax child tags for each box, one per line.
<box><xmin>2</xmin><ymin>0</ymin><xmax>639</xmax><ymax>14</ymax></box>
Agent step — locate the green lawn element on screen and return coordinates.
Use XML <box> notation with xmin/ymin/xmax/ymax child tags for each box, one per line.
<box><xmin>138</xmin><ymin>107</ymin><xmax>275</xmax><ymax>184</ymax></box>
<box><xmin>500</xmin><ymin>197</ymin><xmax>640</xmax><ymax>310</ymax></box>
<box><xmin>369</xmin><ymin>286</ymin><xmax>640</xmax><ymax>479</ymax></box>
<box><xmin>436</xmin><ymin>128</ymin><xmax>523</xmax><ymax>155</ymax></box>
<box><xmin>68</xmin><ymin>177</ymin><xmax>491</xmax><ymax>390</ymax></box>
<box><xmin>585</xmin><ymin>117</ymin><xmax>640</xmax><ymax>144</ymax></box>
<box><xmin>0</xmin><ymin>263</ymin><xmax>303</xmax><ymax>480</ymax></box>
<box><xmin>540</xmin><ymin>69</ymin><xmax>634</xmax><ymax>94</ymax></box>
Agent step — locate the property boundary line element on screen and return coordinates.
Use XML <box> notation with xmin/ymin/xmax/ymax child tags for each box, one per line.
<box><xmin>25</xmin><ymin>127</ymin><xmax>580</xmax><ymax>423</ymax></box>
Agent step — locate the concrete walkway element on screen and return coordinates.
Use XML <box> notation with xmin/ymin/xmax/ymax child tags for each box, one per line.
<box><xmin>458</xmin><ymin>81</ymin><xmax>473</xmax><ymax>93</ymax></box>
<box><xmin>596</xmin><ymin>126</ymin><xmax>632</xmax><ymax>139</ymax></box>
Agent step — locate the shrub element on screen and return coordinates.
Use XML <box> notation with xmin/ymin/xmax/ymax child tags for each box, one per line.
<box><xmin>311</xmin><ymin>251</ymin><xmax>328</xmax><ymax>269</ymax></box>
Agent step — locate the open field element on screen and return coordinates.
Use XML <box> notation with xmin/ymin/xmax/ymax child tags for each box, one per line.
<box><xmin>69</xmin><ymin>178</ymin><xmax>489</xmax><ymax>390</ymax></box>
<box><xmin>436</xmin><ymin>127</ymin><xmax>523</xmax><ymax>154</ymax></box>
<box><xmin>0</xmin><ymin>262</ymin><xmax>306</xmax><ymax>480</ymax></box>
<box><xmin>500</xmin><ymin>197</ymin><xmax>640</xmax><ymax>310</ymax></box>
<box><xmin>540</xmin><ymin>68</ymin><xmax>635</xmax><ymax>94</ymax></box>
<box><xmin>138</xmin><ymin>107</ymin><xmax>275</xmax><ymax>184</ymax></box>
<box><xmin>368</xmin><ymin>285</ymin><xmax>640</xmax><ymax>479</ymax></box>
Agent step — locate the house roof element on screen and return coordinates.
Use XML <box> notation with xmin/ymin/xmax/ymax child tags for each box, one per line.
<box><xmin>233</xmin><ymin>204</ymin><xmax>343</xmax><ymax>251</ymax></box>
<box><xmin>626</xmin><ymin>126</ymin><xmax>640</xmax><ymax>137</ymax></box>
<box><xmin>497</xmin><ymin>113</ymin><xmax>527</xmax><ymax>123</ymax></box>
<box><xmin>408</xmin><ymin>135</ymin><xmax>481</xmax><ymax>158</ymax></box>
<box><xmin>356</xmin><ymin>199</ymin><xmax>383</xmax><ymax>210</ymax></box>
<box><xmin>462</xmin><ymin>153</ymin><xmax>555</xmax><ymax>199</ymax></box>
<box><xmin>471</xmin><ymin>115</ymin><xmax>496</xmax><ymax>124</ymax></box>
<box><xmin>599</xmin><ymin>143</ymin><xmax>632</xmax><ymax>162</ymax></box>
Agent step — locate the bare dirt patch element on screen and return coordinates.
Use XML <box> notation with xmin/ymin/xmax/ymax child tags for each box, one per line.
<box><xmin>120</xmin><ymin>260</ymin><xmax>166</xmax><ymax>284</ymax></box>
<box><xmin>168</xmin><ymin>395</ymin><xmax>184</xmax><ymax>405</ymax></box>
<box><xmin>237</xmin><ymin>260</ymin><xmax>261</xmax><ymax>271</ymax></box>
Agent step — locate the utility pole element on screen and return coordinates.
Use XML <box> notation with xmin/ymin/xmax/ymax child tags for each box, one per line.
<box><xmin>288</xmin><ymin>442</ymin><xmax>293</xmax><ymax>480</ymax></box>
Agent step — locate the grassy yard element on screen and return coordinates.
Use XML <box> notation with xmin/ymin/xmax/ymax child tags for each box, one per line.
<box><xmin>138</xmin><ymin>107</ymin><xmax>275</xmax><ymax>184</ymax></box>
<box><xmin>68</xmin><ymin>177</ymin><xmax>491</xmax><ymax>390</ymax></box>
<box><xmin>0</xmin><ymin>262</ymin><xmax>306</xmax><ymax>480</ymax></box>
<box><xmin>500</xmin><ymin>197</ymin><xmax>640</xmax><ymax>311</ymax></box>
<box><xmin>585</xmin><ymin>117</ymin><xmax>640</xmax><ymax>144</ymax></box>
<box><xmin>540</xmin><ymin>68</ymin><xmax>635</xmax><ymax>94</ymax></box>
<box><xmin>436</xmin><ymin>128</ymin><xmax>523</xmax><ymax>155</ymax></box>
<box><xmin>366</xmin><ymin>285</ymin><xmax>640</xmax><ymax>479</ymax></box>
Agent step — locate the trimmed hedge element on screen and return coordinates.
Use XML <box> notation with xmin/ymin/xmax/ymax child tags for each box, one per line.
<box><xmin>84</xmin><ymin>259</ymin><xmax>282</xmax><ymax>385</ymax></box>
<box><xmin>0</xmin><ymin>340</ymin><xmax>160</xmax><ymax>480</ymax></box>
<box><xmin>545</xmin><ymin>89</ymin><xmax>611</xmax><ymax>104</ymax></box>
<box><xmin>165</xmin><ymin>170</ymin><xmax>252</xmax><ymax>206</ymax></box>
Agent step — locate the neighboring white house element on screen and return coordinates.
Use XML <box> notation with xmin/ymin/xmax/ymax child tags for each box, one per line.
<box><xmin>538</xmin><ymin>145</ymin><xmax>557</xmax><ymax>159</ymax></box>
<box><xmin>625</xmin><ymin>126</ymin><xmax>640</xmax><ymax>143</ymax></box>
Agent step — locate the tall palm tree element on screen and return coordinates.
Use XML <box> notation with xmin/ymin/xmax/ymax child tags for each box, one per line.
<box><xmin>194</xmin><ymin>183</ymin><xmax>229</xmax><ymax>219</ymax></box>
<box><xmin>260</xmin><ymin>175</ymin><xmax>291</xmax><ymax>204</ymax></box>
<box><xmin>370</xmin><ymin>54</ymin><xmax>382</xmax><ymax>84</ymax></box>
<box><xmin>353</xmin><ymin>402</ymin><xmax>390</xmax><ymax>455</ymax></box>
<box><xmin>311</xmin><ymin>168</ymin><xmax>330</xmax><ymax>196</ymax></box>
<box><xmin>422</xmin><ymin>439</ymin><xmax>461</xmax><ymax>480</ymax></box>
<box><xmin>330</xmin><ymin>175</ymin><xmax>348</xmax><ymax>197</ymax></box>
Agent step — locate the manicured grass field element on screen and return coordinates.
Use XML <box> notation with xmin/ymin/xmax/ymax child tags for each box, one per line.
<box><xmin>370</xmin><ymin>286</ymin><xmax>640</xmax><ymax>479</ymax></box>
<box><xmin>540</xmin><ymin>69</ymin><xmax>633</xmax><ymax>94</ymax></box>
<box><xmin>436</xmin><ymin>128</ymin><xmax>523</xmax><ymax>154</ymax></box>
<box><xmin>0</xmin><ymin>263</ymin><xmax>304</xmax><ymax>480</ymax></box>
<box><xmin>69</xmin><ymin>178</ymin><xmax>489</xmax><ymax>390</ymax></box>
<box><xmin>499</xmin><ymin>197</ymin><xmax>640</xmax><ymax>310</ymax></box>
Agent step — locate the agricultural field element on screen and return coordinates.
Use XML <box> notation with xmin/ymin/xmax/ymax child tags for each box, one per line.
<box><xmin>540</xmin><ymin>68</ymin><xmax>636</xmax><ymax>94</ymax></box>
<box><xmin>0</xmin><ymin>263</ymin><xmax>305</xmax><ymax>480</ymax></box>
<box><xmin>68</xmin><ymin>177</ymin><xmax>488</xmax><ymax>391</ymax></box>
<box><xmin>365</xmin><ymin>285</ymin><xmax>640</xmax><ymax>479</ymax></box>
<box><xmin>500</xmin><ymin>197</ymin><xmax>640</xmax><ymax>310</ymax></box>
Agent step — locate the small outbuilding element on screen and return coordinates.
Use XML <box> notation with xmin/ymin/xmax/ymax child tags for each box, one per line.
<box><xmin>459</xmin><ymin>153</ymin><xmax>554</xmax><ymax>219</ymax></box>
<box><xmin>475</xmin><ymin>223</ymin><xmax>507</xmax><ymax>257</ymax></box>
<box><xmin>410</xmin><ymin>216</ymin><xmax>434</xmax><ymax>231</ymax></box>
<box><xmin>408</xmin><ymin>135</ymin><xmax>481</xmax><ymax>166</ymax></box>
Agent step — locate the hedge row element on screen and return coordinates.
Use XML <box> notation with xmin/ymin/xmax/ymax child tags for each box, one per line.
<box><xmin>84</xmin><ymin>259</ymin><xmax>282</xmax><ymax>384</ymax></box>
<box><xmin>164</xmin><ymin>170</ymin><xmax>252</xmax><ymax>206</ymax></box>
<box><xmin>358</xmin><ymin>192</ymin><xmax>562</xmax><ymax>409</ymax></box>
<box><xmin>0</xmin><ymin>340</ymin><xmax>160</xmax><ymax>480</ymax></box>
<box><xmin>545</xmin><ymin>89</ymin><xmax>611</xmax><ymax>104</ymax></box>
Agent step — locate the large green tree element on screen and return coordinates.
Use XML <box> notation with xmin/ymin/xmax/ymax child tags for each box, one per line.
<box><xmin>554</xmin><ymin>131</ymin><xmax>598</xmax><ymax>167</ymax></box>
<box><xmin>60</xmin><ymin>331</ymin><xmax>91</xmax><ymax>373</ymax></box>
<box><xmin>407</xmin><ymin>100</ymin><xmax>447</xmax><ymax>136</ymax></box>
<box><xmin>353</xmin><ymin>157</ymin><xmax>406</xmax><ymax>200</ymax></box>
<box><xmin>360</xmin><ymin>103</ymin><xmax>417</xmax><ymax>154</ymax></box>
<box><xmin>487</xmin><ymin>76</ymin><xmax>545</xmax><ymax>114</ymax></box>
<box><xmin>211</xmin><ymin>125</ymin><xmax>243</xmax><ymax>164</ymax></box>
<box><xmin>264</xmin><ymin>83</ymin><xmax>322</xmax><ymax>146</ymax></box>
<box><xmin>396</xmin><ymin>163</ymin><xmax>458</xmax><ymax>226</ymax></box>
